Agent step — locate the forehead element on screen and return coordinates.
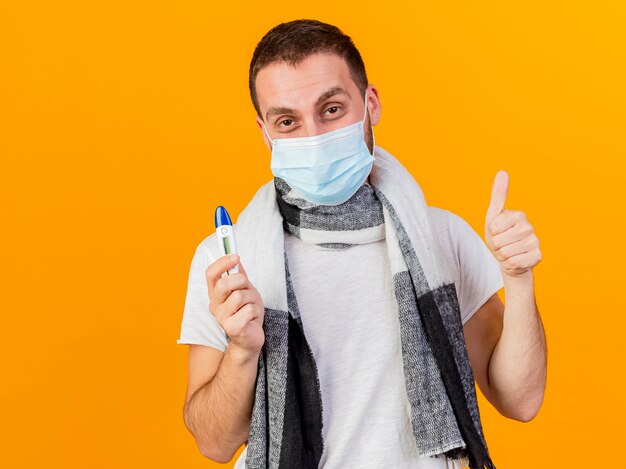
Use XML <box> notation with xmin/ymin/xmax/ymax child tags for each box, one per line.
<box><xmin>255</xmin><ymin>52</ymin><xmax>359</xmax><ymax>114</ymax></box>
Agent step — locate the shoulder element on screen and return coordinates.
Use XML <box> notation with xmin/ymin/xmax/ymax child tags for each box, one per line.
<box><xmin>426</xmin><ymin>205</ymin><xmax>489</xmax><ymax>276</ymax></box>
<box><xmin>195</xmin><ymin>232</ymin><xmax>217</xmax><ymax>260</ymax></box>
<box><xmin>191</xmin><ymin>223</ymin><xmax>239</xmax><ymax>266</ymax></box>
<box><xmin>427</xmin><ymin>205</ymin><xmax>490</xmax><ymax>263</ymax></box>
<box><xmin>427</xmin><ymin>206</ymin><xmax>472</xmax><ymax>239</ymax></box>
<box><xmin>427</xmin><ymin>206</ymin><xmax>503</xmax><ymax>324</ymax></box>
<box><xmin>426</xmin><ymin>206</ymin><xmax>467</xmax><ymax>270</ymax></box>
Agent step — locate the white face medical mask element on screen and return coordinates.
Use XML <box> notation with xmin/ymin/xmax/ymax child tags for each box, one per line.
<box><xmin>262</xmin><ymin>90</ymin><xmax>376</xmax><ymax>206</ymax></box>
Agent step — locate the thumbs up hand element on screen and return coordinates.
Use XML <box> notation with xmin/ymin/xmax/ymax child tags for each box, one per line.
<box><xmin>485</xmin><ymin>170</ymin><xmax>542</xmax><ymax>279</ymax></box>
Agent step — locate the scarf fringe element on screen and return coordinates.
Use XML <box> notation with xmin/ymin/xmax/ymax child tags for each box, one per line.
<box><xmin>443</xmin><ymin>446</ymin><xmax>496</xmax><ymax>469</ymax></box>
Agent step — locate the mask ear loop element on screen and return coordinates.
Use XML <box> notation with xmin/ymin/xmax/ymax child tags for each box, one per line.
<box><xmin>362</xmin><ymin>88</ymin><xmax>370</xmax><ymax>122</ymax></box>
<box><xmin>363</xmin><ymin>88</ymin><xmax>376</xmax><ymax>155</ymax></box>
<box><xmin>261</xmin><ymin>121</ymin><xmax>274</xmax><ymax>149</ymax></box>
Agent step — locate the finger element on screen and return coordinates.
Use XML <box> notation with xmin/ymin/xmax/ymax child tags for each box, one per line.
<box><xmin>491</xmin><ymin>222</ymin><xmax>532</xmax><ymax>251</ymax></box>
<box><xmin>206</xmin><ymin>254</ymin><xmax>240</xmax><ymax>298</ymax></box>
<box><xmin>224</xmin><ymin>303</ymin><xmax>261</xmax><ymax>337</ymax></box>
<box><xmin>492</xmin><ymin>236</ymin><xmax>537</xmax><ymax>262</ymax></box>
<box><xmin>212</xmin><ymin>270</ymin><xmax>251</xmax><ymax>306</ymax></box>
<box><xmin>486</xmin><ymin>209</ymin><xmax>525</xmax><ymax>237</ymax></box>
<box><xmin>219</xmin><ymin>288</ymin><xmax>258</xmax><ymax>321</ymax></box>
<box><xmin>486</xmin><ymin>170</ymin><xmax>509</xmax><ymax>223</ymax></box>
<box><xmin>500</xmin><ymin>250</ymin><xmax>540</xmax><ymax>273</ymax></box>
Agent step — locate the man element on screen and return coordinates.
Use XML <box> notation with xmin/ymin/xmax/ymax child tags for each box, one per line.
<box><xmin>177</xmin><ymin>19</ymin><xmax>547</xmax><ymax>468</ymax></box>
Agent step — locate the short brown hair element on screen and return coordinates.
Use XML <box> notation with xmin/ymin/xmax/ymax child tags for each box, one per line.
<box><xmin>249</xmin><ymin>19</ymin><xmax>369</xmax><ymax>119</ymax></box>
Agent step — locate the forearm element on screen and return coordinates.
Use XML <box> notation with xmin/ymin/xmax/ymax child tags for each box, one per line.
<box><xmin>184</xmin><ymin>345</ymin><xmax>260</xmax><ymax>462</ymax></box>
<box><xmin>488</xmin><ymin>271</ymin><xmax>547</xmax><ymax>421</ymax></box>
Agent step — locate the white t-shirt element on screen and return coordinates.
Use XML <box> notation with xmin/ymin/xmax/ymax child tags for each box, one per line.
<box><xmin>177</xmin><ymin>206</ymin><xmax>504</xmax><ymax>469</ymax></box>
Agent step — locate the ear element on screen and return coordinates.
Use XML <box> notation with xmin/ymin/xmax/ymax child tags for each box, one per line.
<box><xmin>255</xmin><ymin>115</ymin><xmax>272</xmax><ymax>151</ymax></box>
<box><xmin>365</xmin><ymin>85</ymin><xmax>382</xmax><ymax>126</ymax></box>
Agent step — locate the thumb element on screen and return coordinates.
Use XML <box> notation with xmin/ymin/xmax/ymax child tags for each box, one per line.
<box><xmin>486</xmin><ymin>170</ymin><xmax>509</xmax><ymax>223</ymax></box>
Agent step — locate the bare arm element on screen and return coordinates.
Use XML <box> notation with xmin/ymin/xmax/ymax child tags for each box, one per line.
<box><xmin>486</xmin><ymin>272</ymin><xmax>546</xmax><ymax>420</ymax></box>
<box><xmin>181</xmin><ymin>254</ymin><xmax>265</xmax><ymax>463</ymax></box>
<box><xmin>464</xmin><ymin>275</ymin><xmax>547</xmax><ymax>422</ymax></box>
<box><xmin>183</xmin><ymin>344</ymin><xmax>259</xmax><ymax>463</ymax></box>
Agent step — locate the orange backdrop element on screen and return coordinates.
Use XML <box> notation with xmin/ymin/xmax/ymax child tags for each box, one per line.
<box><xmin>1</xmin><ymin>1</ymin><xmax>624</xmax><ymax>468</ymax></box>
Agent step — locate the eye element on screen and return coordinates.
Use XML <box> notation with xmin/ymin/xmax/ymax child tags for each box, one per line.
<box><xmin>278</xmin><ymin>118</ymin><xmax>294</xmax><ymax>127</ymax></box>
<box><xmin>325</xmin><ymin>106</ymin><xmax>339</xmax><ymax>115</ymax></box>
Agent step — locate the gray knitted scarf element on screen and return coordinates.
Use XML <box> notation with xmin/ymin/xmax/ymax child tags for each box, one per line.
<box><xmin>232</xmin><ymin>146</ymin><xmax>496</xmax><ymax>469</ymax></box>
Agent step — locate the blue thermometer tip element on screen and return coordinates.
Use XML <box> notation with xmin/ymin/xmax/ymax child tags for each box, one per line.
<box><xmin>214</xmin><ymin>205</ymin><xmax>233</xmax><ymax>228</ymax></box>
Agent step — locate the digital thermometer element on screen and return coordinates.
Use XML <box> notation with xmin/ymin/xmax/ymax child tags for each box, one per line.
<box><xmin>214</xmin><ymin>205</ymin><xmax>239</xmax><ymax>275</ymax></box>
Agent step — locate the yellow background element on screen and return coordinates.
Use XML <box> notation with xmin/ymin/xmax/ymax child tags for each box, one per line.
<box><xmin>1</xmin><ymin>1</ymin><xmax>624</xmax><ymax>467</ymax></box>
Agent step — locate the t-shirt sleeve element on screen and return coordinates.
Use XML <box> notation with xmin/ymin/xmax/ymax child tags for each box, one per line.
<box><xmin>176</xmin><ymin>237</ymin><xmax>229</xmax><ymax>352</ymax></box>
<box><xmin>449</xmin><ymin>211</ymin><xmax>504</xmax><ymax>325</ymax></box>
<box><xmin>428</xmin><ymin>206</ymin><xmax>504</xmax><ymax>325</ymax></box>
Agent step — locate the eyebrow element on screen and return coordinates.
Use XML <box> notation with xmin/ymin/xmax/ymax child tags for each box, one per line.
<box><xmin>265</xmin><ymin>86</ymin><xmax>351</xmax><ymax>122</ymax></box>
<box><xmin>315</xmin><ymin>86</ymin><xmax>350</xmax><ymax>106</ymax></box>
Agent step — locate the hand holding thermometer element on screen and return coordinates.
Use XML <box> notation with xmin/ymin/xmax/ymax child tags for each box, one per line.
<box><xmin>214</xmin><ymin>205</ymin><xmax>239</xmax><ymax>275</ymax></box>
